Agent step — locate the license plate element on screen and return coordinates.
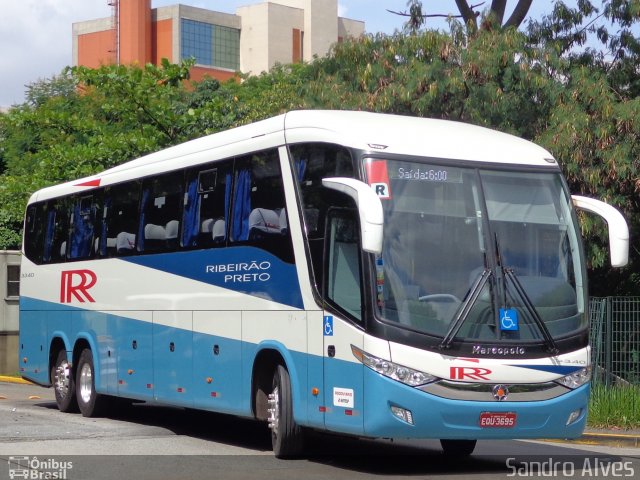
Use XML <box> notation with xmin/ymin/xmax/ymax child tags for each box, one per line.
<box><xmin>479</xmin><ymin>412</ymin><xmax>517</xmax><ymax>428</ymax></box>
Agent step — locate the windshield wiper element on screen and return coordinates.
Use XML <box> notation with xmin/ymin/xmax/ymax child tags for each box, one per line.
<box><xmin>439</xmin><ymin>267</ymin><xmax>492</xmax><ymax>350</ymax></box>
<box><xmin>504</xmin><ymin>268</ymin><xmax>559</xmax><ymax>355</ymax></box>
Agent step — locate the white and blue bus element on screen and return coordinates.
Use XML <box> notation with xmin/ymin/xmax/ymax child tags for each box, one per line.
<box><xmin>19</xmin><ymin>110</ymin><xmax>628</xmax><ymax>457</ymax></box>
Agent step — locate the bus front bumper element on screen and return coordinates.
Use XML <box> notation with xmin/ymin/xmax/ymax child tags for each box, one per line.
<box><xmin>361</xmin><ymin>369</ymin><xmax>589</xmax><ymax>440</ymax></box>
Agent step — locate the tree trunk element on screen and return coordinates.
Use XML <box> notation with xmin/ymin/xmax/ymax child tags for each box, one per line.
<box><xmin>503</xmin><ymin>0</ymin><xmax>533</xmax><ymax>28</ymax></box>
<box><xmin>455</xmin><ymin>0</ymin><xmax>478</xmax><ymax>29</ymax></box>
<box><xmin>490</xmin><ymin>0</ymin><xmax>507</xmax><ymax>25</ymax></box>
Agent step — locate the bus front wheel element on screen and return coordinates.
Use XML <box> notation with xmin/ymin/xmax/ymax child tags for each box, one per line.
<box><xmin>267</xmin><ymin>364</ymin><xmax>304</xmax><ymax>458</ymax></box>
<box><xmin>440</xmin><ymin>439</ymin><xmax>477</xmax><ymax>456</ymax></box>
<box><xmin>76</xmin><ymin>348</ymin><xmax>107</xmax><ymax>417</ymax></box>
<box><xmin>51</xmin><ymin>350</ymin><xmax>78</xmax><ymax>413</ymax></box>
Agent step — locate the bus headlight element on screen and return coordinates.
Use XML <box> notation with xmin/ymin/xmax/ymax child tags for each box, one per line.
<box><xmin>555</xmin><ymin>366</ymin><xmax>591</xmax><ymax>389</ymax></box>
<box><xmin>351</xmin><ymin>345</ymin><xmax>437</xmax><ymax>387</ymax></box>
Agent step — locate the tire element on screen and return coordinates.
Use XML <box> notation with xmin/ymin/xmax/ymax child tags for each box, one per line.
<box><xmin>51</xmin><ymin>349</ymin><xmax>78</xmax><ymax>413</ymax></box>
<box><xmin>268</xmin><ymin>364</ymin><xmax>304</xmax><ymax>458</ymax></box>
<box><xmin>440</xmin><ymin>439</ymin><xmax>477</xmax><ymax>456</ymax></box>
<box><xmin>75</xmin><ymin>348</ymin><xmax>108</xmax><ymax>417</ymax></box>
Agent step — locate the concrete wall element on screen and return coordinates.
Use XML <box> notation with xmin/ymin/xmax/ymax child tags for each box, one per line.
<box><xmin>238</xmin><ymin>0</ymin><xmax>362</xmax><ymax>74</ymax></box>
<box><xmin>72</xmin><ymin>17</ymin><xmax>113</xmax><ymax>67</ymax></box>
<box><xmin>338</xmin><ymin>17</ymin><xmax>365</xmax><ymax>40</ymax></box>
<box><xmin>237</xmin><ymin>3</ymin><xmax>272</xmax><ymax>74</ymax></box>
<box><xmin>0</xmin><ymin>251</ymin><xmax>20</xmax><ymax>375</ymax></box>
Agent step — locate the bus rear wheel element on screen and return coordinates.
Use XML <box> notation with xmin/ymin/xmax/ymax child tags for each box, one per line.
<box><xmin>76</xmin><ymin>348</ymin><xmax>107</xmax><ymax>417</ymax></box>
<box><xmin>267</xmin><ymin>364</ymin><xmax>304</xmax><ymax>458</ymax></box>
<box><xmin>51</xmin><ymin>350</ymin><xmax>78</xmax><ymax>413</ymax></box>
<box><xmin>440</xmin><ymin>439</ymin><xmax>477</xmax><ymax>456</ymax></box>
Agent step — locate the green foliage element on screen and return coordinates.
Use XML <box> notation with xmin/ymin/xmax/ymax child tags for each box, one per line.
<box><xmin>588</xmin><ymin>384</ymin><xmax>640</xmax><ymax>429</ymax></box>
<box><xmin>304</xmin><ymin>27</ymin><xmax>563</xmax><ymax>140</ymax></box>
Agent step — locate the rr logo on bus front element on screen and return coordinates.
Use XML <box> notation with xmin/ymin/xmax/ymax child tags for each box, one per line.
<box><xmin>60</xmin><ymin>270</ymin><xmax>97</xmax><ymax>303</ymax></box>
<box><xmin>450</xmin><ymin>366</ymin><xmax>492</xmax><ymax>381</ymax></box>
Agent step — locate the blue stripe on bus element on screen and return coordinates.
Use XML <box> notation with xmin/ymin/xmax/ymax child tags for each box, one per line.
<box><xmin>508</xmin><ymin>365</ymin><xmax>584</xmax><ymax>375</ymax></box>
<box><xmin>121</xmin><ymin>246</ymin><xmax>304</xmax><ymax>309</ymax></box>
<box><xmin>19</xmin><ymin>297</ymin><xmax>310</xmax><ymax>422</ymax></box>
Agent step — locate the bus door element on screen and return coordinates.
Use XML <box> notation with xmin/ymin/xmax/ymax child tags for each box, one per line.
<box><xmin>323</xmin><ymin>209</ymin><xmax>364</xmax><ymax>434</ymax></box>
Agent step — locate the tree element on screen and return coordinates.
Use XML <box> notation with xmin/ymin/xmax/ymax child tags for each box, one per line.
<box><xmin>391</xmin><ymin>0</ymin><xmax>534</xmax><ymax>33</ymax></box>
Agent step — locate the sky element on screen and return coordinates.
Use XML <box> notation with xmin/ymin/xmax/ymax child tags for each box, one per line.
<box><xmin>0</xmin><ymin>1</ymin><xmax>561</xmax><ymax>108</ymax></box>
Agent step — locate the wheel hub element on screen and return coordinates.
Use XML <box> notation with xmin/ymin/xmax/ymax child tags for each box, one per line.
<box><xmin>55</xmin><ymin>362</ymin><xmax>71</xmax><ymax>397</ymax></box>
<box><xmin>79</xmin><ymin>362</ymin><xmax>93</xmax><ymax>404</ymax></box>
<box><xmin>267</xmin><ymin>386</ymin><xmax>279</xmax><ymax>432</ymax></box>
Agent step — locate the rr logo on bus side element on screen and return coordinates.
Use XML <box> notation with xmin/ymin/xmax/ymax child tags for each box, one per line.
<box><xmin>60</xmin><ymin>270</ymin><xmax>97</xmax><ymax>303</ymax></box>
<box><xmin>450</xmin><ymin>366</ymin><xmax>492</xmax><ymax>381</ymax></box>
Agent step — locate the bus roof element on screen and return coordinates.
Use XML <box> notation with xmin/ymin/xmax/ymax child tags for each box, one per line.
<box><xmin>28</xmin><ymin>110</ymin><xmax>558</xmax><ymax>203</ymax></box>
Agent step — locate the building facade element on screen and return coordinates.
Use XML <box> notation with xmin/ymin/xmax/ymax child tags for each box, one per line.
<box><xmin>72</xmin><ymin>0</ymin><xmax>364</xmax><ymax>83</ymax></box>
<box><xmin>0</xmin><ymin>251</ymin><xmax>20</xmax><ymax>375</ymax></box>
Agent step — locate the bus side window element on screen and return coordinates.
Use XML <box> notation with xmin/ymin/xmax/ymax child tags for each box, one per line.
<box><xmin>102</xmin><ymin>182</ymin><xmax>141</xmax><ymax>257</ymax></box>
<box><xmin>69</xmin><ymin>195</ymin><xmax>100</xmax><ymax>261</ymax></box>
<box><xmin>43</xmin><ymin>199</ymin><xmax>70</xmax><ymax>264</ymax></box>
<box><xmin>230</xmin><ymin>149</ymin><xmax>294</xmax><ymax>264</ymax></box>
<box><xmin>24</xmin><ymin>203</ymin><xmax>47</xmax><ymax>264</ymax></box>
<box><xmin>325</xmin><ymin>210</ymin><xmax>363</xmax><ymax>321</ymax></box>
<box><xmin>288</xmin><ymin>143</ymin><xmax>356</xmax><ymax>290</ymax></box>
<box><xmin>182</xmin><ymin>161</ymin><xmax>233</xmax><ymax>249</ymax></box>
<box><xmin>138</xmin><ymin>172</ymin><xmax>184</xmax><ymax>254</ymax></box>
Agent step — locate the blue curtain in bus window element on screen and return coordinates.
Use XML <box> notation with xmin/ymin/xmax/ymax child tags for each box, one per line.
<box><xmin>70</xmin><ymin>203</ymin><xmax>94</xmax><ymax>259</ymax></box>
<box><xmin>296</xmin><ymin>158</ymin><xmax>307</xmax><ymax>181</ymax></box>
<box><xmin>43</xmin><ymin>209</ymin><xmax>56</xmax><ymax>261</ymax></box>
<box><xmin>100</xmin><ymin>196</ymin><xmax>111</xmax><ymax>256</ymax></box>
<box><xmin>182</xmin><ymin>177</ymin><xmax>199</xmax><ymax>247</ymax></box>
<box><xmin>232</xmin><ymin>169</ymin><xmax>251</xmax><ymax>241</ymax></box>
<box><xmin>224</xmin><ymin>172</ymin><xmax>232</xmax><ymax>234</ymax></box>
<box><xmin>138</xmin><ymin>188</ymin><xmax>150</xmax><ymax>251</ymax></box>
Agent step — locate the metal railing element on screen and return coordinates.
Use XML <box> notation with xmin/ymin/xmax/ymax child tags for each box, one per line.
<box><xmin>589</xmin><ymin>297</ymin><xmax>640</xmax><ymax>387</ymax></box>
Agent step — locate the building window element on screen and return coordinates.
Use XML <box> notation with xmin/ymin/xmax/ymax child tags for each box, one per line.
<box><xmin>7</xmin><ymin>264</ymin><xmax>19</xmax><ymax>298</ymax></box>
<box><xmin>212</xmin><ymin>25</ymin><xmax>240</xmax><ymax>70</ymax></box>
<box><xmin>181</xmin><ymin>18</ymin><xmax>212</xmax><ymax>66</ymax></box>
<box><xmin>181</xmin><ymin>18</ymin><xmax>239</xmax><ymax>70</ymax></box>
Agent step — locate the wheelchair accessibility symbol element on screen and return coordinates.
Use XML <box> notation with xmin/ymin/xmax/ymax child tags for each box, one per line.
<box><xmin>324</xmin><ymin>315</ymin><xmax>334</xmax><ymax>336</ymax></box>
<box><xmin>499</xmin><ymin>308</ymin><xmax>519</xmax><ymax>331</ymax></box>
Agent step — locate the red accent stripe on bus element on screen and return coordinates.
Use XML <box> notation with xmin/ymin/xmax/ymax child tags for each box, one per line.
<box><xmin>75</xmin><ymin>179</ymin><xmax>101</xmax><ymax>187</ymax></box>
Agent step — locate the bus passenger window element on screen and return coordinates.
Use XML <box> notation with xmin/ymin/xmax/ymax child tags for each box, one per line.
<box><xmin>182</xmin><ymin>162</ymin><xmax>233</xmax><ymax>249</ymax></box>
<box><xmin>230</xmin><ymin>150</ymin><xmax>294</xmax><ymax>263</ymax></box>
<box><xmin>139</xmin><ymin>172</ymin><xmax>184</xmax><ymax>253</ymax></box>
<box><xmin>69</xmin><ymin>195</ymin><xmax>100</xmax><ymax>261</ymax></box>
<box><xmin>24</xmin><ymin>203</ymin><xmax>47</xmax><ymax>264</ymax></box>
<box><xmin>102</xmin><ymin>182</ymin><xmax>141</xmax><ymax>257</ymax></box>
<box><xmin>43</xmin><ymin>199</ymin><xmax>70</xmax><ymax>263</ymax></box>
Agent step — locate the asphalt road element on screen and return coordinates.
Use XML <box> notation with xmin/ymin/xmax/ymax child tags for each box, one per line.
<box><xmin>1</xmin><ymin>381</ymin><xmax>638</xmax><ymax>480</ymax></box>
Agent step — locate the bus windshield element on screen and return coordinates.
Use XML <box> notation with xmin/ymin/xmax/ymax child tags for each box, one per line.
<box><xmin>366</xmin><ymin>158</ymin><xmax>586</xmax><ymax>342</ymax></box>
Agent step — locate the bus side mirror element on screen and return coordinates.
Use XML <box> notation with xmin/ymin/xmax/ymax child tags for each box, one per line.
<box><xmin>571</xmin><ymin>195</ymin><xmax>629</xmax><ymax>268</ymax></box>
<box><xmin>322</xmin><ymin>177</ymin><xmax>383</xmax><ymax>255</ymax></box>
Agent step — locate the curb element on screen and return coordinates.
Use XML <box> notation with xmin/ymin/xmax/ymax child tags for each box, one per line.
<box><xmin>0</xmin><ymin>375</ymin><xmax>32</xmax><ymax>385</ymax></box>
<box><xmin>581</xmin><ymin>432</ymin><xmax>640</xmax><ymax>448</ymax></box>
<box><xmin>545</xmin><ymin>433</ymin><xmax>640</xmax><ymax>448</ymax></box>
